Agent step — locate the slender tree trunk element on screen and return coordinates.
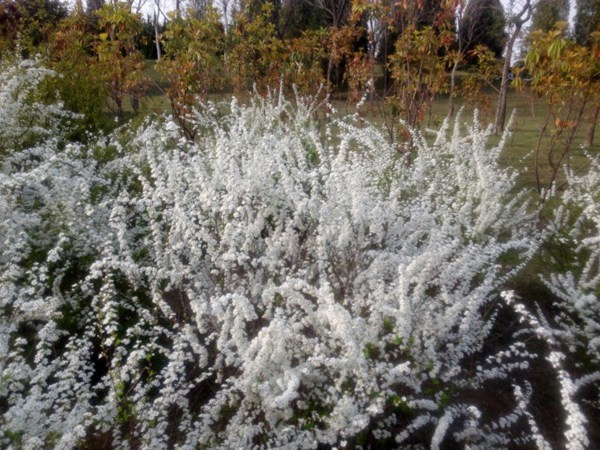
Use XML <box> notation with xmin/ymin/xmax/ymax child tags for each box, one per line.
<box><xmin>494</xmin><ymin>0</ymin><xmax>531</xmax><ymax>135</ymax></box>
<box><xmin>447</xmin><ymin>37</ymin><xmax>463</xmax><ymax>119</ymax></box>
<box><xmin>584</xmin><ymin>105</ymin><xmax>599</xmax><ymax>147</ymax></box>
<box><xmin>131</xmin><ymin>95</ymin><xmax>139</xmax><ymax>113</ymax></box>
<box><xmin>494</xmin><ymin>32</ymin><xmax>518</xmax><ymax>134</ymax></box>
<box><xmin>447</xmin><ymin>59</ymin><xmax>459</xmax><ymax>118</ymax></box>
<box><xmin>154</xmin><ymin>11</ymin><xmax>161</xmax><ymax>61</ymax></box>
<box><xmin>327</xmin><ymin>56</ymin><xmax>334</xmax><ymax>92</ymax></box>
<box><xmin>114</xmin><ymin>83</ymin><xmax>122</xmax><ymax>114</ymax></box>
<box><xmin>369</xmin><ymin>33</ymin><xmax>376</xmax><ymax>105</ymax></box>
<box><xmin>383</xmin><ymin>28</ymin><xmax>388</xmax><ymax>98</ymax></box>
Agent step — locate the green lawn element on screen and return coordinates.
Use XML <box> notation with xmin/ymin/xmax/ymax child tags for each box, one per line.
<box><xmin>366</xmin><ymin>89</ymin><xmax>599</xmax><ymax>193</ymax></box>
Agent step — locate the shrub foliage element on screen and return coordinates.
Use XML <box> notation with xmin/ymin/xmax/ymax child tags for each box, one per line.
<box><xmin>0</xmin><ymin>58</ymin><xmax>598</xmax><ymax>449</ymax></box>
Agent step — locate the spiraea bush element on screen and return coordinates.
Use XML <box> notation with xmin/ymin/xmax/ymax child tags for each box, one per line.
<box><xmin>0</xmin><ymin>58</ymin><xmax>598</xmax><ymax>449</ymax></box>
<box><xmin>526</xmin><ymin>154</ymin><xmax>600</xmax><ymax>450</ymax></box>
<box><xmin>545</xmin><ymin>157</ymin><xmax>600</xmax><ymax>366</ymax></box>
<box><xmin>0</xmin><ymin>57</ymin><xmax>80</xmax><ymax>154</ymax></box>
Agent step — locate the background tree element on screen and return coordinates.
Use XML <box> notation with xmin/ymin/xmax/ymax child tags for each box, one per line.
<box><xmin>449</xmin><ymin>0</ymin><xmax>508</xmax><ymax>119</ymax></box>
<box><xmin>86</xmin><ymin>0</ymin><xmax>106</xmax><ymax>13</ymax></box>
<box><xmin>375</xmin><ymin>0</ymin><xmax>452</xmax><ymax>99</ymax></box>
<box><xmin>227</xmin><ymin>3</ymin><xmax>285</xmax><ymax>93</ymax></box>
<box><xmin>574</xmin><ymin>0</ymin><xmax>600</xmax><ymax>146</ymax></box>
<box><xmin>524</xmin><ymin>25</ymin><xmax>600</xmax><ymax>192</ymax></box>
<box><xmin>118</xmin><ymin>0</ymin><xmax>150</xmax><ymax>14</ymax></box>
<box><xmin>461</xmin><ymin>44</ymin><xmax>503</xmax><ymax>118</ymax></box>
<box><xmin>389</xmin><ymin>19</ymin><xmax>453</xmax><ymax>130</ymax></box>
<box><xmin>138</xmin><ymin>13</ymin><xmax>161</xmax><ymax>59</ymax></box>
<box><xmin>494</xmin><ymin>0</ymin><xmax>532</xmax><ymax>134</ymax></box>
<box><xmin>574</xmin><ymin>0</ymin><xmax>600</xmax><ymax>46</ymax></box>
<box><xmin>238</xmin><ymin>0</ymin><xmax>280</xmax><ymax>25</ymax></box>
<box><xmin>278</xmin><ymin>0</ymin><xmax>327</xmax><ymax>38</ymax></box>
<box><xmin>389</xmin><ymin>0</ymin><xmax>449</xmax><ymax>32</ymax></box>
<box><xmin>46</xmin><ymin>0</ymin><xmax>109</xmax><ymax>134</ymax></box>
<box><xmin>159</xmin><ymin>7</ymin><xmax>224</xmax><ymax>137</ymax></box>
<box><xmin>0</xmin><ymin>0</ymin><xmax>68</xmax><ymax>56</ymax></box>
<box><xmin>308</xmin><ymin>0</ymin><xmax>351</xmax><ymax>29</ymax></box>
<box><xmin>306</xmin><ymin>0</ymin><xmax>352</xmax><ymax>88</ymax></box>
<box><xmin>186</xmin><ymin>0</ymin><xmax>213</xmax><ymax>17</ymax></box>
<box><xmin>323</xmin><ymin>21</ymin><xmax>366</xmax><ymax>91</ymax></box>
<box><xmin>280</xmin><ymin>29</ymin><xmax>328</xmax><ymax>96</ymax></box>
<box><xmin>530</xmin><ymin>0</ymin><xmax>568</xmax><ymax>32</ymax></box>
<box><xmin>95</xmin><ymin>2</ymin><xmax>149</xmax><ymax>114</ymax></box>
<box><xmin>215</xmin><ymin>0</ymin><xmax>237</xmax><ymax>29</ymax></box>
<box><xmin>150</xmin><ymin>0</ymin><xmax>170</xmax><ymax>59</ymax></box>
<box><xmin>459</xmin><ymin>0</ymin><xmax>506</xmax><ymax>58</ymax></box>
<box><xmin>0</xmin><ymin>1</ymin><xmax>22</xmax><ymax>57</ymax></box>
<box><xmin>19</xmin><ymin>0</ymin><xmax>68</xmax><ymax>48</ymax></box>
<box><xmin>447</xmin><ymin>0</ymin><xmax>497</xmax><ymax>117</ymax></box>
<box><xmin>350</xmin><ymin>0</ymin><xmax>392</xmax><ymax>104</ymax></box>
<box><xmin>85</xmin><ymin>0</ymin><xmax>105</xmax><ymax>30</ymax></box>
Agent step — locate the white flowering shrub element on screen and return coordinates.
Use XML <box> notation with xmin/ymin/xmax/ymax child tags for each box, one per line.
<box><xmin>496</xmin><ymin>156</ymin><xmax>600</xmax><ymax>450</ymax></box>
<box><xmin>1</xmin><ymin>59</ymin><xmax>596</xmax><ymax>449</ymax></box>
<box><xmin>0</xmin><ymin>57</ymin><xmax>79</xmax><ymax>153</ymax></box>
<box><xmin>514</xmin><ymin>156</ymin><xmax>600</xmax><ymax>450</ymax></box>
<box><xmin>545</xmin><ymin>158</ymin><xmax>600</xmax><ymax>365</ymax></box>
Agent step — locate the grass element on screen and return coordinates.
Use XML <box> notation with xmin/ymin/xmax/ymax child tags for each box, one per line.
<box><xmin>366</xmin><ymin>90</ymin><xmax>599</xmax><ymax>193</ymax></box>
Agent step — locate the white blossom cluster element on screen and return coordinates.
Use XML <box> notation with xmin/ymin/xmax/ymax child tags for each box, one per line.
<box><xmin>523</xmin><ymin>153</ymin><xmax>600</xmax><ymax>447</ymax></box>
<box><xmin>545</xmin><ymin>157</ymin><xmax>600</xmax><ymax>365</ymax></box>
<box><xmin>0</xmin><ymin>59</ymin><xmax>597</xmax><ymax>449</ymax></box>
<box><xmin>0</xmin><ymin>57</ymin><xmax>79</xmax><ymax>154</ymax></box>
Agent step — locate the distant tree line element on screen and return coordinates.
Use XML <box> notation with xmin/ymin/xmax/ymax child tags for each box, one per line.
<box><xmin>0</xmin><ymin>0</ymin><xmax>598</xmax><ymax>139</ymax></box>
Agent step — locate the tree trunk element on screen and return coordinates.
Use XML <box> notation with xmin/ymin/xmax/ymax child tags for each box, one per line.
<box><xmin>494</xmin><ymin>0</ymin><xmax>531</xmax><ymax>135</ymax></box>
<box><xmin>494</xmin><ymin>31</ymin><xmax>518</xmax><ymax>134</ymax></box>
<box><xmin>154</xmin><ymin>11</ymin><xmax>161</xmax><ymax>61</ymax></box>
<box><xmin>368</xmin><ymin>32</ymin><xmax>377</xmax><ymax>105</ymax></box>
<box><xmin>584</xmin><ymin>105</ymin><xmax>599</xmax><ymax>147</ymax></box>
<box><xmin>131</xmin><ymin>94</ymin><xmax>139</xmax><ymax>114</ymax></box>
<box><xmin>114</xmin><ymin>95</ymin><xmax>122</xmax><ymax>115</ymax></box>
<box><xmin>326</xmin><ymin>56</ymin><xmax>333</xmax><ymax>92</ymax></box>
<box><xmin>447</xmin><ymin>36</ymin><xmax>463</xmax><ymax>119</ymax></box>
<box><xmin>447</xmin><ymin>59</ymin><xmax>459</xmax><ymax>118</ymax></box>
